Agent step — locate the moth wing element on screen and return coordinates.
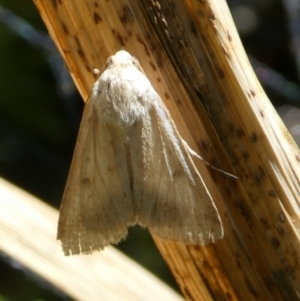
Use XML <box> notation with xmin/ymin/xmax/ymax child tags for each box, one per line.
<box><xmin>57</xmin><ymin>94</ymin><xmax>134</xmax><ymax>255</ymax></box>
<box><xmin>130</xmin><ymin>94</ymin><xmax>223</xmax><ymax>245</ymax></box>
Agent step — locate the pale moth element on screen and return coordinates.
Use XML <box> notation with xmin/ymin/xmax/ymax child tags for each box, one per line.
<box><xmin>57</xmin><ymin>50</ymin><xmax>224</xmax><ymax>255</ymax></box>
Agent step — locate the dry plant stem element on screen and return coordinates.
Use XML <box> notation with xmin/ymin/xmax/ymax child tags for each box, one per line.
<box><xmin>33</xmin><ymin>0</ymin><xmax>300</xmax><ymax>300</ymax></box>
<box><xmin>0</xmin><ymin>178</ymin><xmax>182</xmax><ymax>301</ymax></box>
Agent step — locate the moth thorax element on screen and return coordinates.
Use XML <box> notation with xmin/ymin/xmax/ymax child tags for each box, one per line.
<box><xmin>102</xmin><ymin>97</ymin><xmax>146</xmax><ymax>127</ymax></box>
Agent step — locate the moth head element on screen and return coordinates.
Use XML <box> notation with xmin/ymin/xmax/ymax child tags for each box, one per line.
<box><xmin>106</xmin><ymin>50</ymin><xmax>145</xmax><ymax>74</ymax></box>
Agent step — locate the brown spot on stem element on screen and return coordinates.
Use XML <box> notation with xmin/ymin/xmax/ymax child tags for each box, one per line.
<box><xmin>120</xmin><ymin>4</ymin><xmax>134</xmax><ymax>25</ymax></box>
<box><xmin>93</xmin><ymin>12</ymin><xmax>102</xmax><ymax>24</ymax></box>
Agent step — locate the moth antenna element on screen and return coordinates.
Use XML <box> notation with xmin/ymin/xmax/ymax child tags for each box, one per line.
<box><xmin>182</xmin><ymin>140</ymin><xmax>239</xmax><ymax>179</ymax></box>
<box><xmin>201</xmin><ymin>158</ymin><xmax>238</xmax><ymax>179</ymax></box>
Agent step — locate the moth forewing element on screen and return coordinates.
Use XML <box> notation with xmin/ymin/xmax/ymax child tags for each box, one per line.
<box><xmin>57</xmin><ymin>50</ymin><xmax>223</xmax><ymax>255</ymax></box>
<box><xmin>58</xmin><ymin>97</ymin><xmax>134</xmax><ymax>255</ymax></box>
<box><xmin>129</xmin><ymin>98</ymin><xmax>223</xmax><ymax>244</ymax></box>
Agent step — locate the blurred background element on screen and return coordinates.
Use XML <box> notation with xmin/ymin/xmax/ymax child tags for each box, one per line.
<box><xmin>0</xmin><ymin>0</ymin><xmax>300</xmax><ymax>300</ymax></box>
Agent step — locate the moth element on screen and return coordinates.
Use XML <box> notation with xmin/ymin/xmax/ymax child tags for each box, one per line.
<box><xmin>57</xmin><ymin>50</ymin><xmax>224</xmax><ymax>255</ymax></box>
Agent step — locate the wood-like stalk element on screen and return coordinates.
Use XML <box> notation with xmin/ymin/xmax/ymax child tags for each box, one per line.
<box><xmin>29</xmin><ymin>1</ymin><xmax>300</xmax><ymax>300</ymax></box>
